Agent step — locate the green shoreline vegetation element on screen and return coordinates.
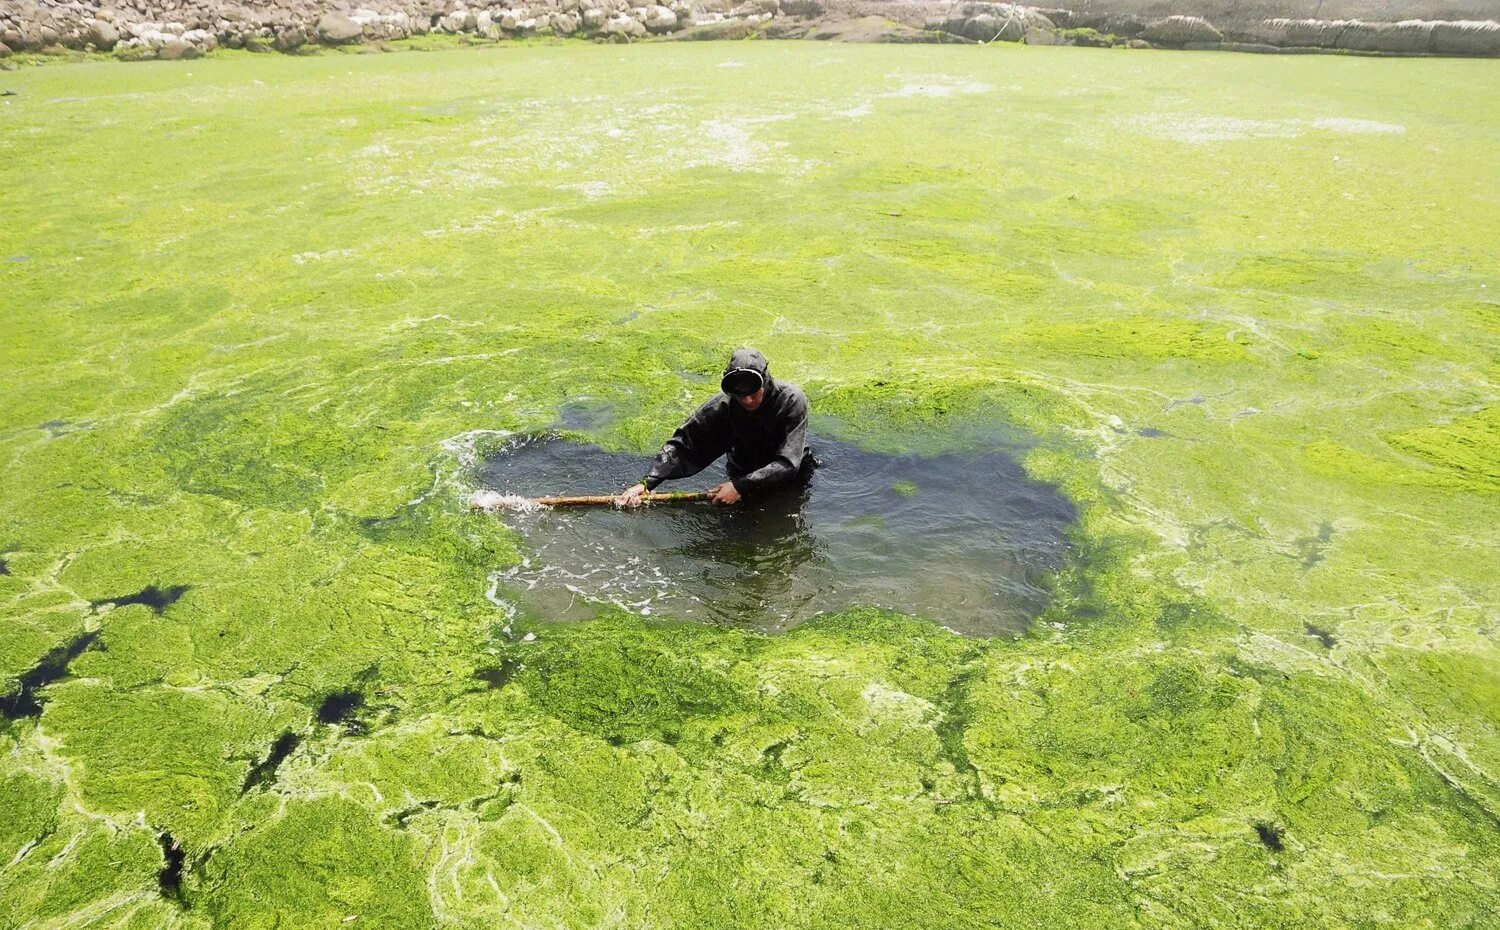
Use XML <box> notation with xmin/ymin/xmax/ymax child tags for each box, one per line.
<box><xmin>2</xmin><ymin>43</ymin><xmax>1498</xmax><ymax>928</ymax></box>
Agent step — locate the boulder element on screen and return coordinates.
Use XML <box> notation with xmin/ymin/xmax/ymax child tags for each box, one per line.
<box><xmin>603</xmin><ymin>13</ymin><xmax>645</xmax><ymax>36</ymax></box>
<box><xmin>86</xmin><ymin>20</ymin><xmax>120</xmax><ymax>49</ymax></box>
<box><xmin>931</xmin><ymin>5</ymin><xmax>1054</xmax><ymax>43</ymax></box>
<box><xmin>760</xmin><ymin>17</ymin><xmax>808</xmax><ymax>37</ymax></box>
<box><xmin>1431</xmin><ymin>20</ymin><xmax>1500</xmax><ymax>55</ymax></box>
<box><xmin>643</xmin><ymin>5</ymin><xmax>676</xmax><ymax>32</ymax></box>
<box><xmin>681</xmin><ymin>16</ymin><xmax>753</xmax><ymax>39</ymax></box>
<box><xmin>1336</xmin><ymin>19</ymin><xmax>1434</xmax><ymax>54</ymax></box>
<box><xmin>581</xmin><ymin>7</ymin><xmax>606</xmax><ymax>29</ymax></box>
<box><xmin>158</xmin><ymin>37</ymin><xmax>197</xmax><ymax>58</ymax></box>
<box><xmin>273</xmin><ymin>24</ymin><xmax>305</xmax><ymax>49</ymax></box>
<box><xmin>1259</xmin><ymin>18</ymin><xmax>1345</xmax><ymax>49</ymax></box>
<box><xmin>182</xmin><ymin>28</ymin><xmax>217</xmax><ymax>50</ymax></box>
<box><xmin>0</xmin><ymin>40</ymin><xmax>10</xmax><ymax>58</ymax></box>
<box><xmin>1023</xmin><ymin>25</ymin><xmax>1061</xmax><ymax>45</ymax></box>
<box><xmin>552</xmin><ymin>11</ymin><xmax>580</xmax><ymax>33</ymax></box>
<box><xmin>317</xmin><ymin>12</ymin><xmax>364</xmax><ymax>43</ymax></box>
<box><xmin>1142</xmin><ymin>15</ymin><xmax>1221</xmax><ymax>46</ymax></box>
<box><xmin>780</xmin><ymin>0</ymin><xmax>821</xmax><ymax>15</ymax></box>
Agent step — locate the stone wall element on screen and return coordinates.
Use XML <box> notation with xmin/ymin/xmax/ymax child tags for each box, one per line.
<box><xmin>1</xmin><ymin>0</ymin><xmax>1496</xmax><ymax>59</ymax></box>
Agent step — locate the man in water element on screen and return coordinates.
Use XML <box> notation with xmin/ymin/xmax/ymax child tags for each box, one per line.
<box><xmin>617</xmin><ymin>348</ymin><xmax>814</xmax><ymax>507</ymax></box>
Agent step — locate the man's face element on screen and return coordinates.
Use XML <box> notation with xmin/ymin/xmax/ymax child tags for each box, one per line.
<box><xmin>735</xmin><ymin>387</ymin><xmax>766</xmax><ymax>411</ymax></box>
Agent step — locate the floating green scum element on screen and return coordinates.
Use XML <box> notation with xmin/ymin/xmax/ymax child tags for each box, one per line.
<box><xmin>1</xmin><ymin>41</ymin><xmax>1498</xmax><ymax>930</ymax></box>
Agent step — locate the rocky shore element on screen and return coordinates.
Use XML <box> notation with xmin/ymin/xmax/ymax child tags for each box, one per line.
<box><xmin>1</xmin><ymin>0</ymin><xmax>1497</xmax><ymax>60</ymax></box>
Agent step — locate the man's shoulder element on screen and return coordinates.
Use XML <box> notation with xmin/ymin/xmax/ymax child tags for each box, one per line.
<box><xmin>777</xmin><ymin>382</ymin><xmax>809</xmax><ymax>414</ymax></box>
<box><xmin>698</xmin><ymin>393</ymin><xmax>733</xmax><ymax>414</ymax></box>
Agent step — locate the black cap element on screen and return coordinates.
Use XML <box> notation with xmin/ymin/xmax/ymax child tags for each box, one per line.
<box><xmin>721</xmin><ymin>348</ymin><xmax>770</xmax><ymax>397</ymax></box>
<box><xmin>720</xmin><ymin>367</ymin><xmax>764</xmax><ymax>397</ymax></box>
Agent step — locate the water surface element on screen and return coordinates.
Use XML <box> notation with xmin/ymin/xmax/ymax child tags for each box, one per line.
<box><xmin>478</xmin><ymin>433</ymin><xmax>1075</xmax><ymax>635</ymax></box>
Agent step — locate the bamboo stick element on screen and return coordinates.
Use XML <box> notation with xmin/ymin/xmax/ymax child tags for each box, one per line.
<box><xmin>536</xmin><ymin>491</ymin><xmax>715</xmax><ymax>507</ymax></box>
<box><xmin>468</xmin><ymin>490</ymin><xmax>715</xmax><ymax>511</ymax></box>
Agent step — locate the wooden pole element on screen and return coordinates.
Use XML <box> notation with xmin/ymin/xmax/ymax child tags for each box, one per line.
<box><xmin>469</xmin><ymin>490</ymin><xmax>718</xmax><ymax>510</ymax></box>
<box><xmin>535</xmin><ymin>490</ymin><xmax>715</xmax><ymax>507</ymax></box>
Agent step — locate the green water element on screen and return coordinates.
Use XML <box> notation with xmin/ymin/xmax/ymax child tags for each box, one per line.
<box><xmin>1</xmin><ymin>43</ymin><xmax>1498</xmax><ymax>928</ymax></box>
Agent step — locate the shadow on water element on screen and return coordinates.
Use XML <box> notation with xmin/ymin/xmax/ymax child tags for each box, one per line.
<box><xmin>92</xmin><ymin>584</ymin><xmax>191</xmax><ymax>615</ymax></box>
<box><xmin>316</xmin><ymin>690</ymin><xmax>367</xmax><ymax>734</ymax></box>
<box><xmin>478</xmin><ymin>433</ymin><xmax>1076</xmax><ymax>636</ymax></box>
<box><xmin>1</xmin><ymin>630</ymin><xmax>101</xmax><ymax>721</ymax></box>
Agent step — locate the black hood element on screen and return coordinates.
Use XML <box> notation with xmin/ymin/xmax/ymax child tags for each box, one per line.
<box><xmin>721</xmin><ymin>348</ymin><xmax>772</xmax><ymax>397</ymax></box>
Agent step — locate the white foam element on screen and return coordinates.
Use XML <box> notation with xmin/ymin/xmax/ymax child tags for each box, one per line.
<box><xmin>469</xmin><ymin>491</ymin><xmax>546</xmax><ymax>513</ymax></box>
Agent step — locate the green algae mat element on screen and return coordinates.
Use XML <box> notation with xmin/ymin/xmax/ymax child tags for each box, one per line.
<box><xmin>3</xmin><ymin>42</ymin><xmax>1499</xmax><ymax>928</ymax></box>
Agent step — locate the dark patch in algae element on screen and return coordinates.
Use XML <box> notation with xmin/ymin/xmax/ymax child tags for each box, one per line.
<box><xmin>158</xmin><ymin>832</ymin><xmax>187</xmax><ymax>904</ymax></box>
<box><xmin>1255</xmin><ymin>822</ymin><xmax>1286</xmax><ymax>853</ymax></box>
<box><xmin>0</xmin><ymin>557</ymin><xmax>8</xmax><ymax>575</ymax></box>
<box><xmin>1304</xmin><ymin>623</ymin><xmax>1337</xmax><ymax>649</ymax></box>
<box><xmin>92</xmin><ymin>584</ymin><xmax>191</xmax><ymax>615</ymax></box>
<box><xmin>316</xmin><ymin>690</ymin><xmax>367</xmax><ymax>734</ymax></box>
<box><xmin>473</xmin><ymin>660</ymin><xmax>520</xmax><ymax>689</ymax></box>
<box><xmin>1293</xmin><ymin>521</ymin><xmax>1335</xmax><ymax>568</ymax></box>
<box><xmin>241</xmin><ymin>731</ymin><xmax>302</xmax><ymax>793</ymax></box>
<box><xmin>1</xmin><ymin>630</ymin><xmax>101</xmax><ymax>720</ymax></box>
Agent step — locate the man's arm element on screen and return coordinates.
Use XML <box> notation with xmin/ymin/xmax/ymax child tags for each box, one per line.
<box><xmin>643</xmin><ymin>397</ymin><xmax>731</xmax><ymax>489</ymax></box>
<box><xmin>619</xmin><ymin>398</ymin><xmax>732</xmax><ymax>504</ymax></box>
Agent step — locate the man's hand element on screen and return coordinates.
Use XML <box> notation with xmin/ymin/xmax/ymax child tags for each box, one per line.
<box><xmin>710</xmin><ymin>482</ymin><xmax>742</xmax><ymax>506</ymax></box>
<box><xmin>617</xmin><ymin>483</ymin><xmax>648</xmax><ymax>508</ymax></box>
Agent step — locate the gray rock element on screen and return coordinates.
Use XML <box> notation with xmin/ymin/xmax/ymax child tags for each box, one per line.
<box><xmin>779</xmin><ymin>0</ymin><xmax>821</xmax><ymax>15</ymax></box>
<box><xmin>273</xmin><ymin>24</ymin><xmax>305</xmax><ymax>49</ymax></box>
<box><xmin>603</xmin><ymin>13</ymin><xmax>645</xmax><ymax>36</ymax></box>
<box><xmin>643</xmin><ymin>4</ymin><xmax>676</xmax><ymax>32</ymax></box>
<box><xmin>1339</xmin><ymin>20</ymin><xmax>1434</xmax><ymax>54</ymax></box>
<box><xmin>1142</xmin><ymin>15</ymin><xmax>1220</xmax><ymax>46</ymax></box>
<box><xmin>1431</xmin><ymin>20</ymin><xmax>1500</xmax><ymax>55</ymax></box>
<box><xmin>317</xmin><ymin>12</ymin><xmax>363</xmax><ymax>43</ymax></box>
<box><xmin>158</xmin><ymin>37</ymin><xmax>197</xmax><ymax>58</ymax></box>
<box><xmin>1262</xmin><ymin>18</ymin><xmax>1345</xmax><ymax>49</ymax></box>
<box><xmin>931</xmin><ymin>5</ymin><xmax>1053</xmax><ymax>43</ymax></box>
<box><xmin>0</xmin><ymin>41</ymin><xmax>10</xmax><ymax>58</ymax></box>
<box><xmin>760</xmin><ymin>17</ymin><xmax>808</xmax><ymax>37</ymax></box>
<box><xmin>581</xmin><ymin>7</ymin><xmax>606</xmax><ymax>29</ymax></box>
<box><xmin>681</xmin><ymin>16</ymin><xmax>752</xmax><ymax>39</ymax></box>
<box><xmin>1024</xmin><ymin>25</ymin><xmax>1061</xmax><ymax>45</ymax></box>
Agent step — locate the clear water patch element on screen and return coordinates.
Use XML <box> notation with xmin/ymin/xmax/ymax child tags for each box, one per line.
<box><xmin>475</xmin><ymin>433</ymin><xmax>1076</xmax><ymax>636</ymax></box>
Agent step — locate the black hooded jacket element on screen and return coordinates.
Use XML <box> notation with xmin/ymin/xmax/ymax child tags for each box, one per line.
<box><xmin>642</xmin><ymin>349</ymin><xmax>813</xmax><ymax>495</ymax></box>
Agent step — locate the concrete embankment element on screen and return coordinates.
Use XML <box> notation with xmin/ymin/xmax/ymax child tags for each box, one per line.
<box><xmin>1</xmin><ymin>0</ymin><xmax>1496</xmax><ymax>59</ymax></box>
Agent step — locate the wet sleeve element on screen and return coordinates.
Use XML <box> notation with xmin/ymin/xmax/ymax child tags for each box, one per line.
<box><xmin>730</xmin><ymin>401</ymin><xmax>808</xmax><ymax>495</ymax></box>
<box><xmin>643</xmin><ymin>399</ymin><xmax>731</xmax><ymax>490</ymax></box>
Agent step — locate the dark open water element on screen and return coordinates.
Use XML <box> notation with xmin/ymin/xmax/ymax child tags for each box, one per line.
<box><xmin>478</xmin><ymin>433</ymin><xmax>1076</xmax><ymax>636</ymax></box>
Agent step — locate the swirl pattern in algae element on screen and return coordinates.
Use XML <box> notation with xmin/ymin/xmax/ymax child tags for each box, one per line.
<box><xmin>1</xmin><ymin>43</ymin><xmax>1498</xmax><ymax>929</ymax></box>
